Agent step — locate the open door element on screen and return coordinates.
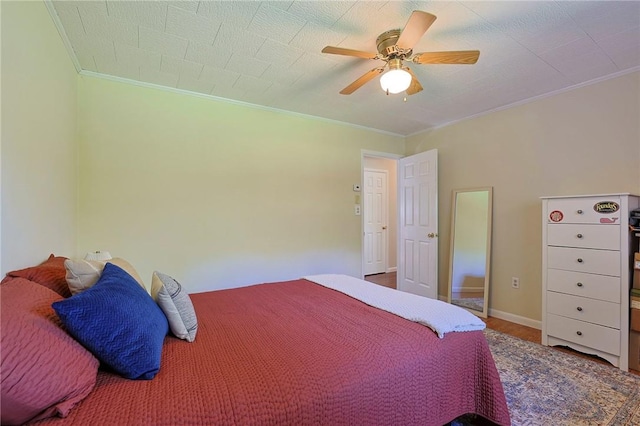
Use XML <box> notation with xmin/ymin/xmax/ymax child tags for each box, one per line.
<box><xmin>398</xmin><ymin>149</ymin><xmax>438</xmax><ymax>299</ymax></box>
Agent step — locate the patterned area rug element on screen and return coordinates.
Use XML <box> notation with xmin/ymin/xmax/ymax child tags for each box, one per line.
<box><xmin>476</xmin><ymin>329</ymin><xmax>640</xmax><ymax>425</ymax></box>
<box><xmin>451</xmin><ymin>297</ymin><xmax>484</xmax><ymax>312</ymax></box>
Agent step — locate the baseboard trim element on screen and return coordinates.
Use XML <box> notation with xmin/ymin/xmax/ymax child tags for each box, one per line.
<box><xmin>386</xmin><ymin>267</ymin><xmax>397</xmax><ymax>273</ymax></box>
<box><xmin>436</xmin><ymin>296</ymin><xmax>541</xmax><ymax>330</ymax></box>
<box><xmin>458</xmin><ymin>286</ymin><xmax>484</xmax><ymax>292</ymax></box>
<box><xmin>488</xmin><ymin>308</ymin><xmax>542</xmax><ymax>330</ymax></box>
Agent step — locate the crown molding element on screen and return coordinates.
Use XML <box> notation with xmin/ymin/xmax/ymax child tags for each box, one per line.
<box><xmin>407</xmin><ymin>66</ymin><xmax>640</xmax><ymax>138</ymax></box>
<box><xmin>44</xmin><ymin>0</ymin><xmax>81</xmax><ymax>73</ymax></box>
<box><xmin>78</xmin><ymin>70</ymin><xmax>405</xmax><ymax>138</ymax></box>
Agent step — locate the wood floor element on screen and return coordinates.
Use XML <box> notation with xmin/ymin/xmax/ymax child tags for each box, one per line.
<box><xmin>364</xmin><ymin>271</ymin><xmax>397</xmax><ymax>289</ymax></box>
<box><xmin>364</xmin><ymin>272</ymin><xmax>640</xmax><ymax>376</ymax></box>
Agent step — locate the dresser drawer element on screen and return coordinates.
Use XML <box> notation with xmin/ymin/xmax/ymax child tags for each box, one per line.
<box><xmin>547</xmin><ymin>223</ymin><xmax>620</xmax><ymax>250</ymax></box>
<box><xmin>547</xmin><ymin>246</ymin><xmax>620</xmax><ymax>276</ymax></box>
<box><xmin>547</xmin><ymin>269</ymin><xmax>620</xmax><ymax>303</ymax></box>
<box><xmin>547</xmin><ymin>292</ymin><xmax>620</xmax><ymax>328</ymax></box>
<box><xmin>547</xmin><ymin>313</ymin><xmax>620</xmax><ymax>355</ymax></box>
<box><xmin>546</xmin><ymin>196</ymin><xmax>623</xmax><ymax>225</ymax></box>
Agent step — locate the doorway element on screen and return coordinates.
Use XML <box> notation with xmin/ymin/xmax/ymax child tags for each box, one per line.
<box><xmin>361</xmin><ymin>149</ymin><xmax>439</xmax><ymax>299</ymax></box>
<box><xmin>362</xmin><ymin>154</ymin><xmax>399</xmax><ymax>285</ymax></box>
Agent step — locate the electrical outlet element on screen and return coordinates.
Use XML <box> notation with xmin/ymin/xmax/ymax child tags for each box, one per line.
<box><xmin>355</xmin><ymin>205</ymin><xmax>361</xmax><ymax>215</ymax></box>
<box><xmin>511</xmin><ymin>277</ymin><xmax>520</xmax><ymax>289</ymax></box>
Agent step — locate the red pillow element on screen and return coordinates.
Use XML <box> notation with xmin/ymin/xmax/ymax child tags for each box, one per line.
<box><xmin>0</xmin><ymin>278</ymin><xmax>99</xmax><ymax>424</ymax></box>
<box><xmin>5</xmin><ymin>254</ymin><xmax>71</xmax><ymax>297</ymax></box>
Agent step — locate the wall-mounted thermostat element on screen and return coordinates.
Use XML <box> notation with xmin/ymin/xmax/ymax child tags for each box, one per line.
<box><xmin>353</xmin><ymin>184</ymin><xmax>361</xmax><ymax>192</ymax></box>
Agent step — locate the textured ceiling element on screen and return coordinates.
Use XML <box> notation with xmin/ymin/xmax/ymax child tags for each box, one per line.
<box><xmin>48</xmin><ymin>1</ymin><xmax>640</xmax><ymax>136</ymax></box>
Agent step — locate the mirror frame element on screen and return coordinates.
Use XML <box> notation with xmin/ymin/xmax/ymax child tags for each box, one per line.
<box><xmin>447</xmin><ymin>187</ymin><xmax>493</xmax><ymax>318</ymax></box>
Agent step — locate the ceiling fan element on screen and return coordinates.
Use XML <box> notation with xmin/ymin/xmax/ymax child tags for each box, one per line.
<box><xmin>321</xmin><ymin>11</ymin><xmax>480</xmax><ymax>96</ymax></box>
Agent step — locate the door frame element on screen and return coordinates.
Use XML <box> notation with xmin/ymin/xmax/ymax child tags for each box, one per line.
<box><xmin>360</xmin><ymin>150</ymin><xmax>402</xmax><ymax>279</ymax></box>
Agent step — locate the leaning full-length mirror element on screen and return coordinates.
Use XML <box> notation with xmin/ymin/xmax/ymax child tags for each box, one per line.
<box><xmin>447</xmin><ymin>187</ymin><xmax>493</xmax><ymax>318</ymax></box>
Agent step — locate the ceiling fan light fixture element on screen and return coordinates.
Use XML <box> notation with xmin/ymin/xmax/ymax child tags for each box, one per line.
<box><xmin>380</xmin><ymin>68</ymin><xmax>412</xmax><ymax>94</ymax></box>
<box><xmin>322</xmin><ymin>11</ymin><xmax>478</xmax><ymax>96</ymax></box>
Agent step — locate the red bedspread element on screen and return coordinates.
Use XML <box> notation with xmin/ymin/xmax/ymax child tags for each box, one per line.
<box><xmin>36</xmin><ymin>279</ymin><xmax>510</xmax><ymax>425</ymax></box>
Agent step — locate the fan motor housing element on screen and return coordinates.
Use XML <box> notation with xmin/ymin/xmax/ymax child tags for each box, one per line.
<box><xmin>376</xmin><ymin>29</ymin><xmax>411</xmax><ymax>58</ymax></box>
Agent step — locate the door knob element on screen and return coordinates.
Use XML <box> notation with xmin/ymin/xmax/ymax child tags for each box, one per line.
<box><xmin>428</xmin><ymin>233</ymin><xmax>438</xmax><ymax>238</ymax></box>
<box><xmin>382</xmin><ymin>226</ymin><xmax>387</xmax><ymax>230</ymax></box>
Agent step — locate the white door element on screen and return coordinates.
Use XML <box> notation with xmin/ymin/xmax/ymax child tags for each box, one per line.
<box><xmin>363</xmin><ymin>169</ymin><xmax>388</xmax><ymax>275</ymax></box>
<box><xmin>398</xmin><ymin>149</ymin><xmax>438</xmax><ymax>299</ymax></box>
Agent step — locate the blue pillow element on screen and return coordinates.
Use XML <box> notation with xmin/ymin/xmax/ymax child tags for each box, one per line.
<box><xmin>52</xmin><ymin>262</ymin><xmax>168</xmax><ymax>380</ymax></box>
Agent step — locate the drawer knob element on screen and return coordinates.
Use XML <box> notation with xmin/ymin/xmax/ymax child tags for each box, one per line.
<box><xmin>576</xmin><ymin>331</ymin><xmax>583</xmax><ymax>336</ymax></box>
<box><xmin>577</xmin><ymin>209</ymin><xmax>583</xmax><ymax>214</ymax></box>
<box><xmin>577</xmin><ymin>258</ymin><xmax>583</xmax><ymax>263</ymax></box>
<box><xmin>576</xmin><ymin>233</ymin><xmax>583</xmax><ymax>239</ymax></box>
<box><xmin>576</xmin><ymin>306</ymin><xmax>583</xmax><ymax>312</ymax></box>
<box><xmin>576</xmin><ymin>282</ymin><xmax>583</xmax><ymax>287</ymax></box>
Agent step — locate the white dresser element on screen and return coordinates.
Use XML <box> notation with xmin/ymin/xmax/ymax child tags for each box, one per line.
<box><xmin>541</xmin><ymin>193</ymin><xmax>639</xmax><ymax>371</ymax></box>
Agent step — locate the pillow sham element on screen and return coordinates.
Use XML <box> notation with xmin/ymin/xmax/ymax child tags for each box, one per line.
<box><xmin>0</xmin><ymin>278</ymin><xmax>99</xmax><ymax>425</ymax></box>
<box><xmin>5</xmin><ymin>254</ymin><xmax>71</xmax><ymax>297</ymax></box>
<box><xmin>151</xmin><ymin>271</ymin><xmax>198</xmax><ymax>342</ymax></box>
<box><xmin>64</xmin><ymin>257</ymin><xmax>146</xmax><ymax>294</ymax></box>
<box><xmin>53</xmin><ymin>263</ymin><xmax>168</xmax><ymax>380</ymax></box>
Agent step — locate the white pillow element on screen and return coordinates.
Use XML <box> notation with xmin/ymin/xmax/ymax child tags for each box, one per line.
<box><xmin>64</xmin><ymin>258</ymin><xmax>146</xmax><ymax>295</ymax></box>
<box><xmin>151</xmin><ymin>271</ymin><xmax>198</xmax><ymax>342</ymax></box>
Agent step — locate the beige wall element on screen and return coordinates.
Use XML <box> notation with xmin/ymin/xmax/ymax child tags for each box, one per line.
<box><xmin>363</xmin><ymin>156</ymin><xmax>398</xmax><ymax>271</ymax></box>
<box><xmin>77</xmin><ymin>76</ymin><xmax>404</xmax><ymax>292</ymax></box>
<box><xmin>407</xmin><ymin>72</ymin><xmax>640</xmax><ymax>323</ymax></box>
<box><xmin>1</xmin><ymin>1</ymin><xmax>78</xmax><ymax>274</ymax></box>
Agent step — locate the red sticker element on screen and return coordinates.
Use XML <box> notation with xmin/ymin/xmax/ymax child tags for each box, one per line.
<box><xmin>549</xmin><ymin>210</ymin><xmax>564</xmax><ymax>222</ymax></box>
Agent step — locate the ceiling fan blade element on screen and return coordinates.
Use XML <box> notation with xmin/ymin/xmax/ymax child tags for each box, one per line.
<box><xmin>412</xmin><ymin>50</ymin><xmax>480</xmax><ymax>65</ymax></box>
<box><xmin>404</xmin><ymin>68</ymin><xmax>423</xmax><ymax>95</ymax></box>
<box><xmin>339</xmin><ymin>67</ymin><xmax>385</xmax><ymax>95</ymax></box>
<box><xmin>321</xmin><ymin>46</ymin><xmax>378</xmax><ymax>60</ymax></box>
<box><xmin>396</xmin><ymin>11</ymin><xmax>437</xmax><ymax>50</ymax></box>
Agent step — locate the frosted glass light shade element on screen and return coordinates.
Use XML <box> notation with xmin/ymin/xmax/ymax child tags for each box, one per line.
<box><xmin>380</xmin><ymin>69</ymin><xmax>411</xmax><ymax>94</ymax></box>
<box><xmin>84</xmin><ymin>251</ymin><xmax>112</xmax><ymax>261</ymax></box>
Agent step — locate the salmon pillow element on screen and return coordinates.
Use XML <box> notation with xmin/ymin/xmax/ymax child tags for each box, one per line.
<box><xmin>4</xmin><ymin>254</ymin><xmax>71</xmax><ymax>298</ymax></box>
<box><xmin>0</xmin><ymin>278</ymin><xmax>98</xmax><ymax>425</ymax></box>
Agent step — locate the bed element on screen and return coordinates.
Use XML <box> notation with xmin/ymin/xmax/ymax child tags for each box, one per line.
<box><xmin>1</xmin><ymin>255</ymin><xmax>510</xmax><ymax>425</ymax></box>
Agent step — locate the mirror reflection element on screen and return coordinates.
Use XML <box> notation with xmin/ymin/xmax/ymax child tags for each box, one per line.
<box><xmin>447</xmin><ymin>187</ymin><xmax>493</xmax><ymax>318</ymax></box>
